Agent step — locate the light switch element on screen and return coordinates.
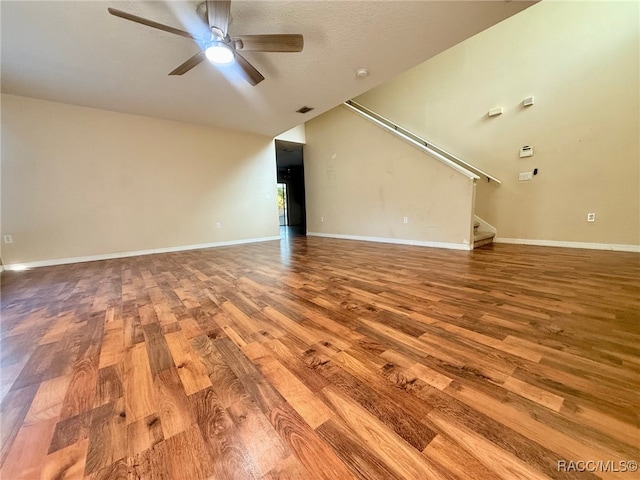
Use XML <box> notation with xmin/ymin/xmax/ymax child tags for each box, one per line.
<box><xmin>519</xmin><ymin>172</ymin><xmax>533</xmax><ymax>181</ymax></box>
<box><xmin>520</xmin><ymin>146</ymin><xmax>534</xmax><ymax>158</ymax></box>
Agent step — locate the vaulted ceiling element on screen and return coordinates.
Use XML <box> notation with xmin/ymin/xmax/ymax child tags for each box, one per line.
<box><xmin>1</xmin><ymin>1</ymin><xmax>534</xmax><ymax>137</ymax></box>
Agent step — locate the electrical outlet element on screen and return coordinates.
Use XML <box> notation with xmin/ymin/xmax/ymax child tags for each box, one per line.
<box><xmin>587</xmin><ymin>213</ymin><xmax>595</xmax><ymax>222</ymax></box>
<box><xmin>403</xmin><ymin>217</ymin><xmax>408</xmax><ymax>224</ymax></box>
<box><xmin>519</xmin><ymin>172</ymin><xmax>533</xmax><ymax>181</ymax></box>
<box><xmin>216</xmin><ymin>222</ymin><xmax>221</xmax><ymax>229</ymax></box>
<box><xmin>3</xmin><ymin>235</ymin><xmax>13</xmax><ymax>244</ymax></box>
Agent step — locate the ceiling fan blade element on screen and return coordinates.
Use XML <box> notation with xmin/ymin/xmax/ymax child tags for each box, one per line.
<box><xmin>234</xmin><ymin>34</ymin><xmax>304</xmax><ymax>52</ymax></box>
<box><xmin>108</xmin><ymin>8</ymin><xmax>199</xmax><ymax>41</ymax></box>
<box><xmin>207</xmin><ymin>1</ymin><xmax>231</xmax><ymax>36</ymax></box>
<box><xmin>169</xmin><ymin>52</ymin><xmax>206</xmax><ymax>76</ymax></box>
<box><xmin>234</xmin><ymin>53</ymin><xmax>265</xmax><ymax>86</ymax></box>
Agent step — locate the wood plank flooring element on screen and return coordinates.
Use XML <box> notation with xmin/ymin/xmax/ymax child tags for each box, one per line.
<box><xmin>1</xmin><ymin>237</ymin><xmax>639</xmax><ymax>479</ymax></box>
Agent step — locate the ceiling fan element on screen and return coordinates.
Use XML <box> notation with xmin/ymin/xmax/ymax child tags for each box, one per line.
<box><xmin>108</xmin><ymin>1</ymin><xmax>304</xmax><ymax>86</ymax></box>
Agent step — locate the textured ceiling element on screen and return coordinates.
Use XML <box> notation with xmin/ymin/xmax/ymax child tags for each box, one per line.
<box><xmin>1</xmin><ymin>1</ymin><xmax>534</xmax><ymax>137</ymax></box>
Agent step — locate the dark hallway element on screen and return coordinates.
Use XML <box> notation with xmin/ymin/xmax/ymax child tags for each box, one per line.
<box><xmin>275</xmin><ymin>140</ymin><xmax>306</xmax><ymax>235</ymax></box>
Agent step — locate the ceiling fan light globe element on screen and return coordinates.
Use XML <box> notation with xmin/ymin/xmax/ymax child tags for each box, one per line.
<box><xmin>205</xmin><ymin>44</ymin><xmax>234</xmax><ymax>64</ymax></box>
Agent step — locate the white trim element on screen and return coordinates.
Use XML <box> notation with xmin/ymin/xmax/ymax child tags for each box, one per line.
<box><xmin>473</xmin><ymin>215</ymin><xmax>497</xmax><ymax>236</ymax></box>
<box><xmin>495</xmin><ymin>237</ymin><xmax>640</xmax><ymax>253</ymax></box>
<box><xmin>2</xmin><ymin>236</ymin><xmax>281</xmax><ymax>270</ymax></box>
<box><xmin>307</xmin><ymin>232</ymin><xmax>472</xmax><ymax>251</ymax></box>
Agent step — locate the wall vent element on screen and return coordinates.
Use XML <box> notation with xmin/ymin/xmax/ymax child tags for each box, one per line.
<box><xmin>296</xmin><ymin>106</ymin><xmax>314</xmax><ymax>114</ymax></box>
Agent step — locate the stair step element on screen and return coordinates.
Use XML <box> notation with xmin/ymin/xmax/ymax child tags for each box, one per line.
<box><xmin>473</xmin><ymin>230</ymin><xmax>495</xmax><ymax>248</ymax></box>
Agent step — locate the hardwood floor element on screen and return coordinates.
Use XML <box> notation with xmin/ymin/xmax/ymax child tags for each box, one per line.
<box><xmin>1</xmin><ymin>237</ymin><xmax>638</xmax><ymax>479</ymax></box>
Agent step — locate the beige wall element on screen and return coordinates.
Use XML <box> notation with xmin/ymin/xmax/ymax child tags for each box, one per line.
<box><xmin>1</xmin><ymin>94</ymin><xmax>279</xmax><ymax>265</ymax></box>
<box><xmin>305</xmin><ymin>105</ymin><xmax>475</xmax><ymax>247</ymax></box>
<box><xmin>275</xmin><ymin>124</ymin><xmax>306</xmax><ymax>144</ymax></box>
<box><xmin>356</xmin><ymin>1</ymin><xmax>639</xmax><ymax>246</ymax></box>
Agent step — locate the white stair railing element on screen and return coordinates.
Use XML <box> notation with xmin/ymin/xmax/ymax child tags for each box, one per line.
<box><xmin>343</xmin><ymin>100</ymin><xmax>501</xmax><ymax>184</ymax></box>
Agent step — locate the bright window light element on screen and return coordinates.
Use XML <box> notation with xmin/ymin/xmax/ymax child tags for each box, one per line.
<box><xmin>205</xmin><ymin>43</ymin><xmax>234</xmax><ymax>65</ymax></box>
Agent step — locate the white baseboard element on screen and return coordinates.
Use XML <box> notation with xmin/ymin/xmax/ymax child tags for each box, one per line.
<box><xmin>307</xmin><ymin>232</ymin><xmax>472</xmax><ymax>251</ymax></box>
<box><xmin>495</xmin><ymin>237</ymin><xmax>640</xmax><ymax>253</ymax></box>
<box><xmin>2</xmin><ymin>236</ymin><xmax>281</xmax><ymax>271</ymax></box>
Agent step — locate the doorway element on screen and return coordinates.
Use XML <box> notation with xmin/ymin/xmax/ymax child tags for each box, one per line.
<box><xmin>277</xmin><ymin>183</ymin><xmax>288</xmax><ymax>226</ymax></box>
<box><xmin>275</xmin><ymin>140</ymin><xmax>306</xmax><ymax>236</ymax></box>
